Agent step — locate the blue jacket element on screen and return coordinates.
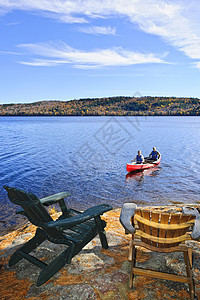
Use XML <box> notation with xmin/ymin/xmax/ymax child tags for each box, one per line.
<box><xmin>151</xmin><ymin>150</ymin><xmax>158</xmax><ymax>159</ymax></box>
<box><xmin>136</xmin><ymin>154</ymin><xmax>143</xmax><ymax>163</ymax></box>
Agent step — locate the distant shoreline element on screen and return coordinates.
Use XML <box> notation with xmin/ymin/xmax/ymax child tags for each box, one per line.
<box><xmin>0</xmin><ymin>114</ymin><xmax>200</xmax><ymax>117</ymax></box>
<box><xmin>1</xmin><ymin>96</ymin><xmax>200</xmax><ymax>116</ymax></box>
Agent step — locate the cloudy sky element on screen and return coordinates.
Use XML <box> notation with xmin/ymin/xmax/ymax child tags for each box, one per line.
<box><xmin>0</xmin><ymin>0</ymin><xmax>200</xmax><ymax>103</ymax></box>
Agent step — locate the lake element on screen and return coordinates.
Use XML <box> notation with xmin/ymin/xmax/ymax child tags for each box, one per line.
<box><xmin>0</xmin><ymin>116</ymin><xmax>200</xmax><ymax>234</ymax></box>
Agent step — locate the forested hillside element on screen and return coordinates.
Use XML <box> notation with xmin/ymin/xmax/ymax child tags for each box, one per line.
<box><xmin>0</xmin><ymin>96</ymin><xmax>200</xmax><ymax>116</ymax></box>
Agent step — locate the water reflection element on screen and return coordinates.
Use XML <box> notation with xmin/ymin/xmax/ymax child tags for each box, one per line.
<box><xmin>126</xmin><ymin>167</ymin><xmax>160</xmax><ymax>182</ymax></box>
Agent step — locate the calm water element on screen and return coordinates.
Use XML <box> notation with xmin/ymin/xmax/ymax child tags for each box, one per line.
<box><xmin>0</xmin><ymin>116</ymin><xmax>200</xmax><ymax>234</ymax></box>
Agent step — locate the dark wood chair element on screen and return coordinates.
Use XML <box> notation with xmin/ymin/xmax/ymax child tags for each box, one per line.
<box><xmin>128</xmin><ymin>208</ymin><xmax>196</xmax><ymax>300</ymax></box>
<box><xmin>4</xmin><ymin>185</ymin><xmax>112</xmax><ymax>286</ymax></box>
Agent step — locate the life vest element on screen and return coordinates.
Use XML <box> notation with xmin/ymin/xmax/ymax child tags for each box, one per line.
<box><xmin>136</xmin><ymin>154</ymin><xmax>143</xmax><ymax>163</ymax></box>
<box><xmin>151</xmin><ymin>150</ymin><xmax>158</xmax><ymax>159</ymax></box>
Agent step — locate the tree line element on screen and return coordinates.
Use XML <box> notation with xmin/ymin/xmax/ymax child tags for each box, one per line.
<box><xmin>0</xmin><ymin>96</ymin><xmax>200</xmax><ymax>116</ymax></box>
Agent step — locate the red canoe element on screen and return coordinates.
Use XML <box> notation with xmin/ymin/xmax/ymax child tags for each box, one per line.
<box><xmin>126</xmin><ymin>155</ymin><xmax>161</xmax><ymax>173</ymax></box>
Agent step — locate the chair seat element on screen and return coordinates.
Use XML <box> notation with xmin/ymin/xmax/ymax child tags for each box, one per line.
<box><xmin>58</xmin><ymin>208</ymin><xmax>104</xmax><ymax>244</ymax></box>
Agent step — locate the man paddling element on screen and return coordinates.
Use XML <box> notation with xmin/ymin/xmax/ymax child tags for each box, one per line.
<box><xmin>149</xmin><ymin>147</ymin><xmax>160</xmax><ymax>161</ymax></box>
<box><xmin>133</xmin><ymin>150</ymin><xmax>144</xmax><ymax>164</ymax></box>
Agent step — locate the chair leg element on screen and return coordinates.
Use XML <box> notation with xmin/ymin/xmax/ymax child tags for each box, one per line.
<box><xmin>184</xmin><ymin>249</ymin><xmax>195</xmax><ymax>300</ymax></box>
<box><xmin>94</xmin><ymin>216</ymin><xmax>108</xmax><ymax>249</ymax></box>
<box><xmin>37</xmin><ymin>244</ymin><xmax>75</xmax><ymax>286</ymax></box>
<box><xmin>188</xmin><ymin>248</ymin><xmax>193</xmax><ymax>268</ymax></box>
<box><xmin>129</xmin><ymin>241</ymin><xmax>137</xmax><ymax>288</ymax></box>
<box><xmin>128</xmin><ymin>240</ymin><xmax>133</xmax><ymax>261</ymax></box>
<box><xmin>9</xmin><ymin>228</ymin><xmax>46</xmax><ymax>267</ymax></box>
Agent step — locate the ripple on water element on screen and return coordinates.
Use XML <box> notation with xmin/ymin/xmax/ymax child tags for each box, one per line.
<box><xmin>0</xmin><ymin>116</ymin><xmax>200</xmax><ymax>234</ymax></box>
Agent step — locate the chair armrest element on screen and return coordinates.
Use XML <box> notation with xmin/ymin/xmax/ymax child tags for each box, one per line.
<box><xmin>119</xmin><ymin>203</ymin><xmax>137</xmax><ymax>234</ymax></box>
<box><xmin>16</xmin><ymin>192</ymin><xmax>70</xmax><ymax>214</ymax></box>
<box><xmin>45</xmin><ymin>204</ymin><xmax>112</xmax><ymax>229</ymax></box>
<box><xmin>182</xmin><ymin>206</ymin><xmax>199</xmax><ymax>240</ymax></box>
<box><xmin>40</xmin><ymin>192</ymin><xmax>71</xmax><ymax>206</ymax></box>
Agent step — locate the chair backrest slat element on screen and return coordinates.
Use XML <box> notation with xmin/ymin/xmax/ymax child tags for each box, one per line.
<box><xmin>158</xmin><ymin>213</ymin><xmax>170</xmax><ymax>248</ymax></box>
<box><xmin>135</xmin><ymin>209</ymin><xmax>147</xmax><ymax>244</ymax></box>
<box><xmin>151</xmin><ymin>211</ymin><xmax>160</xmax><ymax>248</ymax></box>
<box><xmin>166</xmin><ymin>214</ymin><xmax>180</xmax><ymax>247</ymax></box>
<box><xmin>7</xmin><ymin>187</ymin><xmax>53</xmax><ymax>223</ymax></box>
<box><xmin>141</xmin><ymin>210</ymin><xmax>151</xmax><ymax>245</ymax></box>
<box><xmin>134</xmin><ymin>209</ymin><xmax>143</xmax><ymax>231</ymax></box>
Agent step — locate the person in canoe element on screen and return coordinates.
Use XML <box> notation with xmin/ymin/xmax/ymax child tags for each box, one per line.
<box><xmin>132</xmin><ymin>150</ymin><xmax>144</xmax><ymax>164</ymax></box>
<box><xmin>148</xmin><ymin>147</ymin><xmax>160</xmax><ymax>161</ymax></box>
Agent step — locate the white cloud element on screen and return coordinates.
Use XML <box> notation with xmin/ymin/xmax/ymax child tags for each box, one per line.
<box><xmin>194</xmin><ymin>62</ymin><xmax>200</xmax><ymax>69</ymax></box>
<box><xmin>18</xmin><ymin>41</ymin><xmax>168</xmax><ymax>68</ymax></box>
<box><xmin>21</xmin><ymin>58</ymin><xmax>69</xmax><ymax>67</ymax></box>
<box><xmin>80</xmin><ymin>26</ymin><xmax>116</xmax><ymax>35</ymax></box>
<box><xmin>2</xmin><ymin>1</ymin><xmax>200</xmax><ymax>63</ymax></box>
<box><xmin>0</xmin><ymin>50</ymin><xmax>22</xmax><ymax>55</ymax></box>
<box><xmin>6</xmin><ymin>22</ymin><xmax>21</xmax><ymax>25</ymax></box>
<box><xmin>127</xmin><ymin>1</ymin><xmax>200</xmax><ymax>62</ymax></box>
<box><xmin>56</xmin><ymin>15</ymin><xmax>88</xmax><ymax>24</ymax></box>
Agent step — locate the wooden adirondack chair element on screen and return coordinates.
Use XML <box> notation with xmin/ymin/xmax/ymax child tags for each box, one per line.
<box><xmin>4</xmin><ymin>185</ymin><xmax>112</xmax><ymax>286</ymax></box>
<box><xmin>128</xmin><ymin>208</ymin><xmax>196</xmax><ymax>300</ymax></box>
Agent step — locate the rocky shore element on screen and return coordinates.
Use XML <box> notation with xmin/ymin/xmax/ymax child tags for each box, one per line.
<box><xmin>1</xmin><ymin>207</ymin><xmax>200</xmax><ymax>299</ymax></box>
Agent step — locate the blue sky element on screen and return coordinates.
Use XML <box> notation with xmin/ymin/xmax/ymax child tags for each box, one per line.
<box><xmin>0</xmin><ymin>0</ymin><xmax>200</xmax><ymax>103</ymax></box>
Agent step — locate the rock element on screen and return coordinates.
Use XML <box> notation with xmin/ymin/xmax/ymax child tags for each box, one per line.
<box><xmin>1</xmin><ymin>208</ymin><xmax>200</xmax><ymax>299</ymax></box>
